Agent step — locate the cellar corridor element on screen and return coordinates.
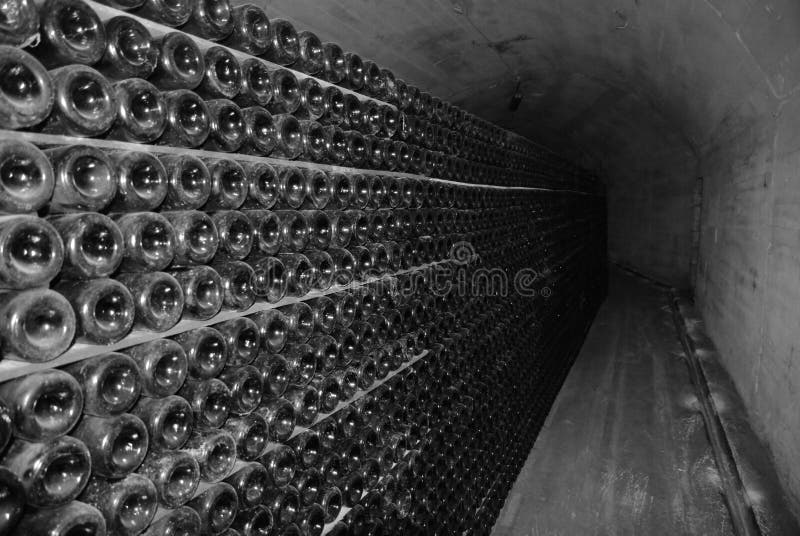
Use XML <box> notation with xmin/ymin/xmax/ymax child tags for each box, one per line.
<box><xmin>493</xmin><ymin>269</ymin><xmax>740</xmax><ymax>535</ymax></box>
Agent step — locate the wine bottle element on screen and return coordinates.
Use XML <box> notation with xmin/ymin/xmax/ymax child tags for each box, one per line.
<box><xmin>274</xmin><ymin>209</ymin><xmax>309</xmax><ymax>251</ymax></box>
<box><xmin>183</xmin><ymin>0</ymin><xmax>234</xmax><ymax>41</ymax></box>
<box><xmin>344</xmin><ymin>130</ymin><xmax>367</xmax><ymax>167</ymax></box>
<box><xmin>42</xmin><ymin>65</ymin><xmax>117</xmax><ymax>137</ymax></box>
<box><xmin>223</xmin><ymin>4</ymin><xmax>270</xmax><ymax>55</ymax></box>
<box><xmin>0</xmin><ymin>467</ymin><xmax>24</xmax><ymax>534</ymax></box>
<box><xmin>71</xmin><ymin>413</ymin><xmax>148</xmax><ymax>478</ymax></box>
<box><xmin>162</xmin><ymin>210</ymin><xmax>220</xmax><ymax>266</ymax></box>
<box><xmin>267</xmin><ymin>68</ymin><xmax>300</xmax><ymax>114</ymax></box>
<box><xmin>270</xmin><ymin>113</ymin><xmax>303</xmax><ymax>159</ymax></box>
<box><xmin>113</xmin><ymin>212</ymin><xmax>175</xmax><ymax>271</ymax></box>
<box><xmin>99</xmin><ymin>16</ymin><xmax>158</xmax><ymax>79</ymax></box>
<box><xmin>205</xmin><ymin>158</ymin><xmax>248</xmax><ymax>209</ymax></box>
<box><xmin>0</xmin><ymin>216</ymin><xmax>63</xmax><ymax>288</ymax></box>
<box><xmin>215</xmin><ymin>260</ymin><xmax>256</xmax><ymax>311</ymax></box>
<box><xmin>299</xmin><ymin>119</ymin><xmax>327</xmax><ymax>161</ymax></box>
<box><xmin>174</xmin><ymin>327</ymin><xmax>227</xmax><ymax>379</ymax></box>
<box><xmin>205</xmin><ymin>99</ymin><xmax>246</xmax><ymax>153</ymax></box>
<box><xmin>296</xmin><ymin>78</ymin><xmax>325</xmax><ymax>120</ymax></box>
<box><xmin>319</xmin><ymin>85</ymin><xmax>345</xmax><ymax>126</ymax></box>
<box><xmin>255</xmin><ymin>398</ymin><xmax>294</xmax><ymax>443</ymax></box>
<box><xmin>36</xmin><ymin>0</ymin><xmax>105</xmax><ymax>67</ymax></box>
<box><xmin>46</xmin><ymin>145</ymin><xmax>117</xmax><ymax>212</ymax></box>
<box><xmin>360</xmin><ymin>100</ymin><xmax>381</xmax><ymax>136</ymax></box>
<box><xmin>160</xmin><ymin>154</ymin><xmax>212</xmax><ymax>209</ymax></box>
<box><xmin>1</xmin><ymin>435</ymin><xmax>91</xmax><ymax>507</ymax></box>
<box><xmin>79</xmin><ymin>474</ymin><xmax>157</xmax><ymax>536</ymax></box>
<box><xmin>186</xmin><ymin>482</ymin><xmax>239</xmax><ymax>533</ymax></box>
<box><xmin>283</xmin><ymin>302</ymin><xmax>314</xmax><ymax>343</ymax></box>
<box><xmin>10</xmin><ymin>500</ymin><xmax>105</xmax><ymax>535</ymax></box>
<box><xmin>140</xmin><ymin>506</ymin><xmax>200</xmax><ymax>536</ymax></box>
<box><xmin>240</xmin><ymin>106</ymin><xmax>277</xmax><ymax>155</ymax></box>
<box><xmin>225</xmin><ymin>462</ymin><xmax>269</xmax><ymax>509</ymax></box>
<box><xmin>131</xmin><ymin>394</ymin><xmax>193</xmax><ymax>450</ymax></box>
<box><xmin>0</xmin><ymin>0</ymin><xmax>38</xmax><ymax>46</ymax></box>
<box><xmin>295</xmin><ymin>31</ymin><xmax>324</xmax><ymax>74</ymax></box>
<box><xmin>116</xmin><ymin>272</ymin><xmax>184</xmax><ymax>332</ymax></box>
<box><xmin>299</xmin><ymin>503</ymin><xmax>325</xmax><ymax>536</ymax></box>
<box><xmin>284</xmin><ymin>385</ymin><xmax>319</xmax><ymax>426</ymax></box>
<box><xmin>0</xmin><ymin>369</ymin><xmax>83</xmax><ymax>441</ymax></box>
<box><xmin>283</xmin><ymin>343</ymin><xmax>316</xmax><ymax>387</ymax></box>
<box><xmin>65</xmin><ymin>352</ymin><xmax>141</xmax><ymax>416</ymax></box>
<box><xmin>137</xmin><ymin>449</ymin><xmax>199</xmax><ymax>507</ymax></box>
<box><xmin>159</xmin><ymin>89</ymin><xmax>211</xmax><ymax>147</ymax></box>
<box><xmin>0</xmin><ymin>289</ymin><xmax>75</xmax><ymax>362</ymax></box>
<box><xmin>55</xmin><ymin>278</ymin><xmax>134</xmax><ymax>343</ymax></box>
<box><xmin>342</xmin><ymin>52</ymin><xmax>365</xmax><ymax>90</ymax></box>
<box><xmin>149</xmin><ymin>32</ymin><xmax>204</xmax><ymax>88</ymax></box>
<box><xmin>322</xmin><ymin>124</ymin><xmax>347</xmax><ymax>165</ymax></box>
<box><xmin>0</xmin><ymin>140</ymin><xmax>54</xmax><ymax>213</ymax></box>
<box><xmin>211</xmin><ymin>210</ymin><xmax>254</xmax><ymax>260</ymax></box>
<box><xmin>231</xmin><ymin>504</ymin><xmax>274</xmax><ymax>536</ymax></box>
<box><xmin>178</xmin><ymin>378</ymin><xmax>231</xmax><ymax>429</ymax></box>
<box><xmin>251</xmin><ymin>353</ymin><xmax>289</xmax><ymax>400</ymax></box>
<box><xmin>242</xmin><ymin>162</ymin><xmax>278</xmax><ymax>209</ymax></box>
<box><xmin>171</xmin><ymin>265</ymin><xmax>223</xmax><ymax>320</ymax></box>
<box><xmin>182</xmin><ymin>428</ymin><xmax>237</xmax><ymax>481</ymax></box>
<box><xmin>251</xmin><ymin>309</ymin><xmax>288</xmax><ymax>353</ymax></box>
<box><xmin>215</xmin><ymin>317</ymin><xmax>261</xmax><ymax>367</ymax></box>
<box><xmin>106</xmin><ymin>151</ymin><xmax>168</xmax><ymax>211</ymax></box>
<box><xmin>264</xmin><ymin>19</ymin><xmax>300</xmax><ymax>65</ymax></box>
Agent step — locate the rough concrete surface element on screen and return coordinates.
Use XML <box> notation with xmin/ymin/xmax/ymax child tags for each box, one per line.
<box><xmin>251</xmin><ymin>0</ymin><xmax>800</xmax><ymax>518</ymax></box>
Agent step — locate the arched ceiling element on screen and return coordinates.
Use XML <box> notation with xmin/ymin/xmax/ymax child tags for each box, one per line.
<box><xmin>255</xmin><ymin>0</ymin><xmax>796</xmax><ymax>175</ymax></box>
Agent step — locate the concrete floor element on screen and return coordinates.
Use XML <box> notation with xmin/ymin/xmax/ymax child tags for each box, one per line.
<box><xmin>493</xmin><ymin>270</ymin><xmax>734</xmax><ymax>536</ymax></box>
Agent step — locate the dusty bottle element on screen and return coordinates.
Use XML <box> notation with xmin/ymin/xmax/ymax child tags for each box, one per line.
<box><xmin>340</xmin><ymin>93</ymin><xmax>361</xmax><ymax>130</ymax></box>
<box><xmin>252</xmin><ymin>353</ymin><xmax>290</xmax><ymax>399</ymax></box>
<box><xmin>329</xmin><ymin>212</ymin><xmax>355</xmax><ymax>249</ymax></box>
<box><xmin>114</xmin><ymin>212</ymin><xmax>175</xmax><ymax>271</ymax></box>
<box><xmin>10</xmin><ymin>500</ymin><xmax>106</xmax><ymax>535</ymax></box>
<box><xmin>321</xmin><ymin>42</ymin><xmax>346</xmax><ymax>83</ymax></box>
<box><xmin>232</xmin><ymin>504</ymin><xmax>274</xmax><ymax>536</ymax></box>
<box><xmin>137</xmin><ymin>449</ymin><xmax>199</xmax><ymax>507</ymax></box>
<box><xmin>362</xmin><ymin>61</ymin><xmax>384</xmax><ymax>98</ymax></box>
<box><xmin>179</xmin><ymin>378</ymin><xmax>231</xmax><ymax>429</ymax></box>
<box><xmin>395</xmin><ymin>140</ymin><xmax>411</xmax><ymax>171</ymax></box>
<box><xmin>55</xmin><ymin>278</ymin><xmax>134</xmax><ymax>343</ymax></box>
<box><xmin>187</xmin><ymin>482</ymin><xmax>239</xmax><ymax>533</ymax></box>
<box><xmin>80</xmin><ymin>473</ymin><xmax>157</xmax><ymax>536</ymax></box>
<box><xmin>299</xmin><ymin>503</ymin><xmax>325</xmax><ymax>536</ymax></box>
<box><xmin>271</xmin><ymin>113</ymin><xmax>303</xmax><ymax>159</ymax></box>
<box><xmin>0</xmin><ymin>289</ymin><xmax>76</xmax><ymax>362</ymax></box>
<box><xmin>46</xmin><ymin>145</ymin><xmax>116</xmax><ymax>212</ymax></box>
<box><xmin>240</xmin><ymin>108</ymin><xmax>278</xmax><ymax>155</ymax></box>
<box><xmin>106</xmin><ymin>152</ymin><xmax>168</xmax><ymax>211</ymax></box>
<box><xmin>279</xmin><ymin>253</ymin><xmax>316</xmax><ymax>297</ymax></box>
<box><xmin>360</xmin><ymin>100</ymin><xmax>381</xmax><ymax>136</ymax></box>
<box><xmin>0</xmin><ymin>467</ymin><xmax>24</xmax><ymax>534</ymax></box>
<box><xmin>160</xmin><ymin>89</ymin><xmax>211</xmax><ymax>147</ymax></box>
<box><xmin>35</xmin><ymin>0</ymin><xmax>105</xmax><ymax>67</ymax></box>
<box><xmin>206</xmin><ymin>158</ymin><xmax>248</xmax><ymax>210</ymax></box>
<box><xmin>0</xmin><ymin>47</ymin><xmax>53</xmax><ymax>130</ymax></box>
<box><xmin>309</xmin><ymin>374</ymin><xmax>340</xmax><ymax>413</ymax></box>
<box><xmin>1</xmin><ymin>435</ymin><xmax>91</xmax><ymax>507</ymax></box>
<box><xmin>265</xmin><ymin>18</ymin><xmax>300</xmax><ymax>65</ymax></box>
<box><xmin>322</xmin><ymin>125</ymin><xmax>347</xmax><ymax>165</ymax></box>
<box><xmin>284</xmin><ymin>385</ymin><xmax>319</xmax><ymax>426</ymax></box>
<box><xmin>260</xmin><ymin>443</ymin><xmax>296</xmax><ymax>488</ymax></box>
<box><xmin>183</xmin><ymin>428</ymin><xmax>237</xmax><ymax>481</ymax></box>
<box><xmin>132</xmin><ymin>395</ymin><xmax>193</xmax><ymax>450</ymax></box>
<box><xmin>0</xmin><ymin>216</ymin><xmax>63</xmax><ymax>288</ymax></box>
<box><xmin>160</xmin><ymin>154</ymin><xmax>212</xmax><ymax>209</ymax></box>
<box><xmin>256</xmin><ymin>398</ymin><xmax>294</xmax><ymax>443</ymax></box>
<box><xmin>299</xmin><ymin>119</ymin><xmax>328</xmax><ymax>162</ymax></box>
<box><xmin>125</xmin><ymin>339</ymin><xmax>185</xmax><ymax>398</ymax></box>
<box><xmin>225</xmin><ymin>462</ymin><xmax>269</xmax><ymax>509</ymax></box>
<box><xmin>0</xmin><ymin>0</ymin><xmax>38</xmax><ymax>45</ymax></box>
<box><xmin>42</xmin><ymin>65</ymin><xmax>117</xmax><ymax>137</ymax></box>
<box><xmin>183</xmin><ymin>0</ymin><xmax>234</xmax><ymax>41</ymax></box>
<box><xmin>319</xmin><ymin>85</ymin><xmax>345</xmax><ymax>126</ymax></box>
<box><xmin>327</xmin><ymin>174</ymin><xmax>353</xmax><ymax>210</ymax></box>
<box><xmin>205</xmin><ymin>99</ymin><xmax>246</xmax><ymax>152</ymax></box>
<box><xmin>236</xmin><ymin>59</ymin><xmax>272</xmax><ymax>108</ymax></box>
<box><xmin>223</xmin><ymin>4</ymin><xmax>270</xmax><ymax>55</ymax></box>
<box><xmin>71</xmin><ymin>413</ymin><xmax>148</xmax><ymax>478</ymax></box>
<box><xmin>332</xmin><ymin>293</ymin><xmax>357</xmax><ymax>327</ymax></box>
<box><xmin>223</xmin><ymin>412</ymin><xmax>267</xmax><ymax>461</ymax></box>
<box><xmin>116</xmin><ymin>271</ymin><xmax>184</xmax><ymax>331</ymax></box>
<box><xmin>283</xmin><ymin>343</ymin><xmax>316</xmax><ymax>387</ymax></box>
<box><xmin>0</xmin><ymin>369</ymin><xmax>82</xmax><ymax>441</ymax></box>
<box><xmin>267</xmin><ymin>69</ymin><xmax>301</xmax><ymax>114</ymax></box>
<box><xmin>320</xmin><ymin>486</ymin><xmax>342</xmax><ymax>523</ymax></box>
<box><xmin>99</xmin><ymin>16</ymin><xmax>158</xmax><ymax>79</ymax></box>
<box><xmin>215</xmin><ymin>260</ymin><xmax>255</xmax><ymax>311</ymax></box>
<box><xmin>212</xmin><ymin>210</ymin><xmax>254</xmax><ymax>260</ymax></box>
<box><xmin>251</xmin><ymin>309</ymin><xmax>288</xmax><ymax>353</ymax></box>
<box><xmin>380</xmin><ymin>138</ymin><xmax>399</xmax><ymax>171</ymax></box>
<box><xmin>241</xmin><ymin>162</ymin><xmax>278</xmax><ymax>209</ymax></box>
<box><xmin>66</xmin><ymin>353</ymin><xmax>141</xmax><ymax>416</ymax></box>
<box><xmin>291</xmin><ymin>31</ymin><xmax>324</xmax><ymax>75</ymax></box>
<box><xmin>296</xmin><ymin>78</ymin><xmax>325</xmax><ymax>120</ymax></box>
<box><xmin>342</xmin><ymin>53</ymin><xmax>365</xmax><ymax>90</ymax></box>
<box><xmin>163</xmin><ymin>210</ymin><xmax>219</xmax><ymax>266</ymax></box>
<box><xmin>250</xmin><ymin>256</ymin><xmax>288</xmax><ymax>304</ymax></box>
<box><xmin>274</xmin><ymin>209</ymin><xmax>309</xmax><ymax>251</ymax></box>
<box><xmin>174</xmin><ymin>327</ymin><xmax>227</xmax><ymax>379</ymax></box>
<box><xmin>216</xmin><ymin>317</ymin><xmax>261</xmax><ymax>366</ymax></box>
<box><xmin>306</xmin><ymin>249</ymin><xmax>335</xmax><ymax>291</ymax></box>
<box><xmin>301</xmin><ymin>171</ymin><xmax>332</xmax><ymax>210</ymax></box>
<box><xmin>171</xmin><ymin>265</ymin><xmax>223</xmax><ymax>319</ymax></box>
<box><xmin>0</xmin><ymin>140</ymin><xmax>54</xmax><ymax>213</ymax></box>
<box><xmin>141</xmin><ymin>506</ymin><xmax>201</xmax><ymax>536</ymax></box>
<box><xmin>344</xmin><ymin>130</ymin><xmax>368</xmax><ymax>167</ymax></box>
<box><xmin>364</xmin><ymin>135</ymin><xmax>383</xmax><ymax>169</ymax></box>
<box><xmin>149</xmin><ymin>32</ymin><xmax>204</xmax><ymax>88</ymax></box>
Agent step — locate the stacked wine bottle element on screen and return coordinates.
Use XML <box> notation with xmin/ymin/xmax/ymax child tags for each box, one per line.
<box><xmin>0</xmin><ymin>0</ymin><xmax>607</xmax><ymax>534</ymax></box>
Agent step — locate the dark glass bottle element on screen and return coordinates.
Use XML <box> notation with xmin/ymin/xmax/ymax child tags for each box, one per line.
<box><xmin>231</xmin><ymin>504</ymin><xmax>274</xmax><ymax>536</ymax></box>
<box><xmin>284</xmin><ymin>385</ymin><xmax>319</xmax><ymax>426</ymax></box>
<box><xmin>320</xmin><ymin>85</ymin><xmax>345</xmax><ymax>126</ymax></box>
<box><xmin>197</xmin><ymin>46</ymin><xmax>241</xmax><ymax>99</ymax></box>
<box><xmin>43</xmin><ymin>65</ymin><xmax>117</xmax><ymax>137</ymax></box>
<box><xmin>299</xmin><ymin>119</ymin><xmax>328</xmax><ymax>161</ymax></box>
<box><xmin>10</xmin><ymin>500</ymin><xmax>105</xmax><ymax>534</ymax></box>
<box><xmin>131</xmin><ymin>394</ymin><xmax>193</xmax><ymax>450</ymax></box>
<box><xmin>79</xmin><ymin>473</ymin><xmax>157</xmax><ymax>536</ymax></box>
<box><xmin>0</xmin><ymin>369</ymin><xmax>82</xmax><ymax>441</ymax></box>
<box><xmin>306</xmin><ymin>249</ymin><xmax>334</xmax><ymax>291</ymax></box>
<box><xmin>341</xmin><ymin>93</ymin><xmax>362</xmax><ymax>130</ymax></box>
<box><xmin>223</xmin><ymin>4</ymin><xmax>270</xmax><ymax>55</ymax></box>
<box><xmin>171</xmin><ymin>265</ymin><xmax>223</xmax><ymax>319</ymax></box>
<box><xmin>362</xmin><ymin>60</ymin><xmax>384</xmax><ymax>97</ymax></box>
<box><xmin>107</xmin><ymin>151</ymin><xmax>167</xmax><ymax>211</ymax></box>
<box><xmin>114</xmin><ymin>211</ymin><xmax>175</xmax><ymax>271</ymax></box>
<box><xmin>264</xmin><ymin>19</ymin><xmax>300</xmax><ymax>65</ymax></box>
<box><xmin>71</xmin><ymin>413</ymin><xmax>148</xmax><ymax>478</ymax></box>
<box><xmin>0</xmin><ymin>0</ymin><xmax>38</xmax><ymax>45</ymax></box>
<box><xmin>0</xmin><ymin>216</ymin><xmax>63</xmax><ymax>288</ymax></box>
<box><xmin>260</xmin><ymin>444</ymin><xmax>296</xmax><ymax>487</ymax></box>
<box><xmin>0</xmin><ymin>289</ymin><xmax>75</xmax><ymax>362</ymax></box>
<box><xmin>267</xmin><ymin>68</ymin><xmax>301</xmax><ymax>114</ymax></box>
<box><xmin>107</xmin><ymin>79</ymin><xmax>166</xmax><ymax>142</ymax></box>
<box><xmin>116</xmin><ymin>271</ymin><xmax>184</xmax><ymax>332</ymax></box>
<box><xmin>322</xmin><ymin>125</ymin><xmax>347</xmax><ymax>165</ymax></box>
<box><xmin>159</xmin><ymin>89</ymin><xmax>211</xmax><ymax>147</ymax></box>
<box><xmin>160</xmin><ymin>154</ymin><xmax>212</xmax><ymax>209</ymax></box>
<box><xmin>205</xmin><ymin>99</ymin><xmax>246</xmax><ymax>152</ymax></box>
<box><xmin>360</xmin><ymin>100</ymin><xmax>381</xmax><ymax>136</ymax></box>
<box><xmin>250</xmin><ymin>255</ymin><xmax>287</xmax><ymax>303</ymax></box>
<box><xmin>283</xmin><ymin>343</ymin><xmax>316</xmax><ymax>387</ymax></box>
<box><xmin>183</xmin><ymin>0</ymin><xmax>234</xmax><ymax>41</ymax></box>
<box><xmin>344</xmin><ymin>130</ymin><xmax>368</xmax><ymax>167</ymax></box>
<box><xmin>179</xmin><ymin>378</ymin><xmax>231</xmax><ymax>429</ymax></box>
<box><xmin>251</xmin><ymin>309</ymin><xmax>288</xmax><ymax>353</ymax></box>
<box><xmin>0</xmin><ymin>467</ymin><xmax>24</xmax><ymax>534</ymax></box>
<box><xmin>1</xmin><ymin>436</ymin><xmax>91</xmax><ymax>507</ymax></box>
<box><xmin>270</xmin><ymin>114</ymin><xmax>303</xmax><ymax>159</ymax></box>
<box><xmin>162</xmin><ymin>210</ymin><xmax>219</xmax><ymax>266</ymax></box>
<box><xmin>65</xmin><ymin>352</ymin><xmax>141</xmax><ymax>416</ymax></box>
<box><xmin>205</xmin><ymin>158</ymin><xmax>248</xmax><ymax>210</ymax></box>
<box><xmin>99</xmin><ymin>16</ymin><xmax>158</xmax><ymax>79</ymax></box>
<box><xmin>150</xmin><ymin>32</ymin><xmax>204</xmax><ymax>88</ymax></box>
<box><xmin>186</xmin><ymin>482</ymin><xmax>239</xmax><ymax>533</ymax></box>
<box><xmin>252</xmin><ymin>353</ymin><xmax>290</xmax><ymax>399</ymax></box>
<box><xmin>236</xmin><ymin>59</ymin><xmax>273</xmax><ymax>108</ymax></box>
<box><xmin>256</xmin><ymin>398</ymin><xmax>294</xmax><ymax>443</ymax></box>
<box><xmin>241</xmin><ymin>107</ymin><xmax>278</xmax><ymax>155</ymax></box>
<box><xmin>46</xmin><ymin>145</ymin><xmax>116</xmax><ymax>212</ymax></box>
<box><xmin>215</xmin><ymin>260</ymin><xmax>256</xmax><ymax>310</ymax></box>
<box><xmin>296</xmin><ymin>78</ymin><xmax>325</xmax><ymax>120</ymax></box>
<box><xmin>140</xmin><ymin>506</ymin><xmax>201</xmax><ymax>535</ymax></box>
<box><xmin>0</xmin><ymin>47</ymin><xmax>54</xmax><ymax>130</ymax></box>
<box><xmin>0</xmin><ymin>140</ymin><xmax>53</xmax><ymax>213</ymax></box>
<box><xmin>223</xmin><ymin>413</ymin><xmax>268</xmax><ymax>460</ymax></box>
<box><xmin>342</xmin><ymin>52</ymin><xmax>365</xmax><ymax>90</ymax></box>
<box><xmin>55</xmin><ymin>278</ymin><xmax>134</xmax><ymax>343</ymax></box>
<box><xmin>174</xmin><ymin>327</ymin><xmax>228</xmax><ymax>379</ymax></box>
<box><xmin>215</xmin><ymin>316</ymin><xmax>261</xmax><ymax>366</ymax></box>
<box><xmin>36</xmin><ymin>0</ymin><xmax>105</xmax><ymax>68</ymax></box>
<box><xmin>242</xmin><ymin>162</ymin><xmax>278</xmax><ymax>209</ymax></box>
<box><xmin>274</xmin><ymin>209</ymin><xmax>308</xmax><ymax>251</ymax></box>
<box><xmin>137</xmin><ymin>449</ymin><xmax>200</xmax><ymax>507</ymax></box>
<box><xmin>322</xmin><ymin>42</ymin><xmax>346</xmax><ymax>83</ymax></box>
<box><xmin>212</xmin><ymin>210</ymin><xmax>254</xmax><ymax>260</ymax></box>
<box><xmin>225</xmin><ymin>462</ymin><xmax>269</xmax><ymax>509</ymax></box>
<box><xmin>245</xmin><ymin>209</ymin><xmax>281</xmax><ymax>255</ymax></box>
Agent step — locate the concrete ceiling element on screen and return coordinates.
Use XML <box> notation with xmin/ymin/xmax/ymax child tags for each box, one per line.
<box><xmin>255</xmin><ymin>0</ymin><xmax>797</xmax><ymax>176</ymax></box>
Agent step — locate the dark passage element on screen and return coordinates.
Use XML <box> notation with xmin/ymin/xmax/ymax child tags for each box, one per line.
<box><xmin>493</xmin><ymin>269</ymin><xmax>733</xmax><ymax>535</ymax></box>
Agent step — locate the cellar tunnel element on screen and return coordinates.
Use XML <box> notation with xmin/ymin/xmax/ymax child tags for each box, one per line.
<box><xmin>258</xmin><ymin>0</ymin><xmax>800</xmax><ymax>530</ymax></box>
